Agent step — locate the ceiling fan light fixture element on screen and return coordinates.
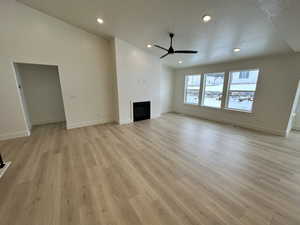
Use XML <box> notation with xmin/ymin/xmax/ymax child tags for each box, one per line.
<box><xmin>233</xmin><ymin>48</ymin><xmax>241</xmax><ymax>52</ymax></box>
<box><xmin>147</xmin><ymin>44</ymin><xmax>152</xmax><ymax>48</ymax></box>
<box><xmin>154</xmin><ymin>33</ymin><xmax>198</xmax><ymax>59</ymax></box>
<box><xmin>202</xmin><ymin>15</ymin><xmax>212</xmax><ymax>23</ymax></box>
<box><xmin>178</xmin><ymin>61</ymin><xmax>183</xmax><ymax>64</ymax></box>
<box><xmin>97</xmin><ymin>18</ymin><xmax>104</xmax><ymax>24</ymax></box>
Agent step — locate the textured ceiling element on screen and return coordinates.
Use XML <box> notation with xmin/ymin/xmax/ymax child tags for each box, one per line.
<box><xmin>17</xmin><ymin>0</ymin><xmax>299</xmax><ymax>68</ymax></box>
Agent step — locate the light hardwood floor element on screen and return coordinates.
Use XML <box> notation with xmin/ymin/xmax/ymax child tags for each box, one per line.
<box><xmin>1</xmin><ymin>113</ymin><xmax>300</xmax><ymax>225</ymax></box>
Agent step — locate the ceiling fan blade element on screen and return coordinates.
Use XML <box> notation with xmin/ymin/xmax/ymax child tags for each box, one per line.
<box><xmin>154</xmin><ymin>45</ymin><xmax>168</xmax><ymax>51</ymax></box>
<box><xmin>175</xmin><ymin>50</ymin><xmax>198</xmax><ymax>54</ymax></box>
<box><xmin>160</xmin><ymin>53</ymin><xmax>169</xmax><ymax>59</ymax></box>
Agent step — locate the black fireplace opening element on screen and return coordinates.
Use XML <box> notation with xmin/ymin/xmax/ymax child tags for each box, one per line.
<box><xmin>0</xmin><ymin>154</ymin><xmax>5</xmax><ymax>169</ymax></box>
<box><xmin>133</xmin><ymin>101</ymin><xmax>151</xmax><ymax>122</ymax></box>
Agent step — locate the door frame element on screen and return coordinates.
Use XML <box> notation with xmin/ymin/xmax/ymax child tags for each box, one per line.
<box><xmin>12</xmin><ymin>62</ymin><xmax>68</xmax><ymax>136</ymax></box>
<box><xmin>286</xmin><ymin>80</ymin><xmax>300</xmax><ymax>135</ymax></box>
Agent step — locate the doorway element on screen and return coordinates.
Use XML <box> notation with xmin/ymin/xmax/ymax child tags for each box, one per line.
<box><xmin>14</xmin><ymin>63</ymin><xmax>66</xmax><ymax>134</ymax></box>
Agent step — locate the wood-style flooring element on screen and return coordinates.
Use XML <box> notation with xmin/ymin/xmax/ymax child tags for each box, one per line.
<box><xmin>1</xmin><ymin>113</ymin><xmax>300</xmax><ymax>225</ymax></box>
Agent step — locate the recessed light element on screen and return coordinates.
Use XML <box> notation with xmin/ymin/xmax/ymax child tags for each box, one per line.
<box><xmin>233</xmin><ymin>48</ymin><xmax>241</xmax><ymax>52</ymax></box>
<box><xmin>97</xmin><ymin>18</ymin><xmax>104</xmax><ymax>24</ymax></box>
<box><xmin>178</xmin><ymin>61</ymin><xmax>183</xmax><ymax>64</ymax></box>
<box><xmin>202</xmin><ymin>15</ymin><xmax>212</xmax><ymax>23</ymax></box>
<box><xmin>147</xmin><ymin>44</ymin><xmax>152</xmax><ymax>48</ymax></box>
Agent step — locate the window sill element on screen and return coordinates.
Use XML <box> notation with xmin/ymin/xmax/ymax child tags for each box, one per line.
<box><xmin>224</xmin><ymin>107</ymin><xmax>253</xmax><ymax>114</ymax></box>
<box><xmin>184</xmin><ymin>103</ymin><xmax>199</xmax><ymax>107</ymax></box>
<box><xmin>184</xmin><ymin>103</ymin><xmax>222</xmax><ymax>110</ymax></box>
<box><xmin>201</xmin><ymin>105</ymin><xmax>222</xmax><ymax>110</ymax></box>
<box><xmin>183</xmin><ymin>103</ymin><xmax>253</xmax><ymax>114</ymax></box>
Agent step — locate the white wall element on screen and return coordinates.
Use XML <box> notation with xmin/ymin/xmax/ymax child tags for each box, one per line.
<box><xmin>173</xmin><ymin>54</ymin><xmax>300</xmax><ymax>136</ymax></box>
<box><xmin>160</xmin><ymin>65</ymin><xmax>174</xmax><ymax>113</ymax></box>
<box><xmin>17</xmin><ymin>63</ymin><xmax>66</xmax><ymax>126</ymax></box>
<box><xmin>0</xmin><ymin>0</ymin><xmax>115</xmax><ymax>140</ymax></box>
<box><xmin>113</xmin><ymin>38</ymin><xmax>162</xmax><ymax>124</ymax></box>
<box><xmin>110</xmin><ymin>40</ymin><xmax>120</xmax><ymax>124</ymax></box>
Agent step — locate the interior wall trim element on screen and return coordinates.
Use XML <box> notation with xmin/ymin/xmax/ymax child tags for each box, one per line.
<box><xmin>0</xmin><ymin>130</ymin><xmax>30</xmax><ymax>141</ymax></box>
<box><xmin>174</xmin><ymin>112</ymin><xmax>286</xmax><ymax>136</ymax></box>
<box><xmin>31</xmin><ymin>119</ymin><xmax>66</xmax><ymax>126</ymax></box>
<box><xmin>67</xmin><ymin>117</ymin><xmax>114</xmax><ymax>129</ymax></box>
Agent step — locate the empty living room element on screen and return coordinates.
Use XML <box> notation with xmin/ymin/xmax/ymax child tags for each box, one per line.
<box><xmin>1</xmin><ymin>0</ymin><xmax>300</xmax><ymax>224</ymax></box>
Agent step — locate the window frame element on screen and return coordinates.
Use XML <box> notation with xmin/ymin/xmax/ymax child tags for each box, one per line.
<box><xmin>183</xmin><ymin>74</ymin><xmax>202</xmax><ymax>105</ymax></box>
<box><xmin>225</xmin><ymin>68</ymin><xmax>260</xmax><ymax>113</ymax></box>
<box><xmin>201</xmin><ymin>72</ymin><xmax>226</xmax><ymax>109</ymax></box>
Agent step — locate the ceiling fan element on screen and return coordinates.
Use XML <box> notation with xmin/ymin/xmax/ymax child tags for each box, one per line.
<box><xmin>154</xmin><ymin>33</ymin><xmax>198</xmax><ymax>59</ymax></box>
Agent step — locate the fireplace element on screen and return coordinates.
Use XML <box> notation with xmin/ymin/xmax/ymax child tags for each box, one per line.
<box><xmin>133</xmin><ymin>101</ymin><xmax>150</xmax><ymax>122</ymax></box>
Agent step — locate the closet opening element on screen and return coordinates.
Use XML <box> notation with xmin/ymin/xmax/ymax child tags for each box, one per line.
<box><xmin>14</xmin><ymin>63</ymin><xmax>66</xmax><ymax>135</ymax></box>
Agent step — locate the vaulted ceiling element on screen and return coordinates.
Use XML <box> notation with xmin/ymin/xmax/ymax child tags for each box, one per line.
<box><xmin>18</xmin><ymin>0</ymin><xmax>300</xmax><ymax>68</ymax></box>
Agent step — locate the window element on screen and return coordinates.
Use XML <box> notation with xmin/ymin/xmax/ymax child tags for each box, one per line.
<box><xmin>202</xmin><ymin>73</ymin><xmax>225</xmax><ymax>108</ymax></box>
<box><xmin>226</xmin><ymin>69</ymin><xmax>259</xmax><ymax>112</ymax></box>
<box><xmin>184</xmin><ymin>75</ymin><xmax>201</xmax><ymax>104</ymax></box>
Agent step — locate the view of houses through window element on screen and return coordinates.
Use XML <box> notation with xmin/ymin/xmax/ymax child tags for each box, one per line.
<box><xmin>184</xmin><ymin>75</ymin><xmax>201</xmax><ymax>104</ymax></box>
<box><xmin>226</xmin><ymin>69</ymin><xmax>259</xmax><ymax>112</ymax></box>
<box><xmin>202</xmin><ymin>73</ymin><xmax>225</xmax><ymax>108</ymax></box>
<box><xmin>184</xmin><ymin>69</ymin><xmax>260</xmax><ymax>112</ymax></box>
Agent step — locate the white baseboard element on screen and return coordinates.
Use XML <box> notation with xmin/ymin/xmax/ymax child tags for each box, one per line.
<box><xmin>118</xmin><ymin>114</ymin><xmax>161</xmax><ymax>125</ymax></box>
<box><xmin>0</xmin><ymin>130</ymin><xmax>30</xmax><ymax>141</ymax></box>
<box><xmin>118</xmin><ymin>119</ymin><xmax>131</xmax><ymax>125</ymax></box>
<box><xmin>233</xmin><ymin>123</ymin><xmax>286</xmax><ymax>136</ymax></box>
<box><xmin>175</xmin><ymin>112</ymin><xmax>286</xmax><ymax>136</ymax></box>
<box><xmin>152</xmin><ymin>114</ymin><xmax>161</xmax><ymax>119</ymax></box>
<box><xmin>31</xmin><ymin>119</ymin><xmax>65</xmax><ymax>126</ymax></box>
<box><xmin>67</xmin><ymin>117</ymin><xmax>113</xmax><ymax>129</ymax></box>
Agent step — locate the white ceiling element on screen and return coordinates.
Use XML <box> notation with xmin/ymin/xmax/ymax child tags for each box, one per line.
<box><xmin>17</xmin><ymin>0</ymin><xmax>299</xmax><ymax>68</ymax></box>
